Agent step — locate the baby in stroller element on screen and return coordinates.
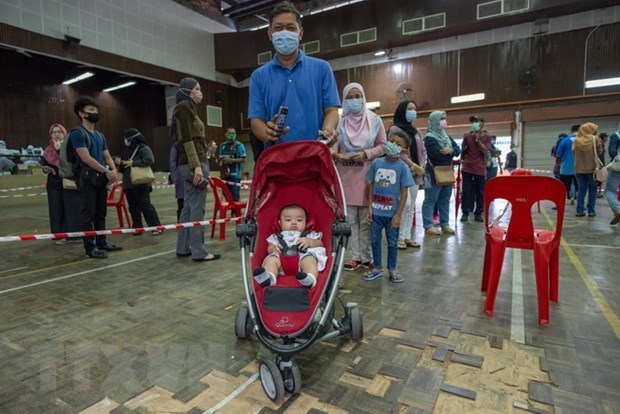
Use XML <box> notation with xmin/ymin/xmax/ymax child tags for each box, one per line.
<box><xmin>253</xmin><ymin>204</ymin><xmax>326</xmax><ymax>289</ymax></box>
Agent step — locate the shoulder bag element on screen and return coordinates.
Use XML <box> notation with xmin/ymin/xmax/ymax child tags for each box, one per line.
<box><xmin>607</xmin><ymin>154</ymin><xmax>620</xmax><ymax>173</ymax></box>
<box><xmin>428</xmin><ymin>158</ymin><xmax>455</xmax><ymax>186</ymax></box>
<box><xmin>129</xmin><ymin>146</ymin><xmax>156</xmax><ymax>185</ymax></box>
<box><xmin>592</xmin><ymin>138</ymin><xmax>607</xmax><ymax>183</ymax></box>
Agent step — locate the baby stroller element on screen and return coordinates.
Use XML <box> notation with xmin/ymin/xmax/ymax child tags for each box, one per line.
<box><xmin>235</xmin><ymin>140</ymin><xmax>363</xmax><ymax>403</ymax></box>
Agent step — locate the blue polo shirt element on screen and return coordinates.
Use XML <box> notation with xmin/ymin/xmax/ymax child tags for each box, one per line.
<box><xmin>248</xmin><ymin>51</ymin><xmax>341</xmax><ymax>143</ymax></box>
<box><xmin>555</xmin><ymin>134</ymin><xmax>576</xmax><ymax>175</ymax></box>
<box><xmin>69</xmin><ymin>127</ymin><xmax>107</xmax><ymax>167</ymax></box>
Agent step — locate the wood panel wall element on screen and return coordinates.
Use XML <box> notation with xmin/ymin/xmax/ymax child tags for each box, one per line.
<box><xmin>0</xmin><ymin>23</ymin><xmax>243</xmax><ymax>172</ymax></box>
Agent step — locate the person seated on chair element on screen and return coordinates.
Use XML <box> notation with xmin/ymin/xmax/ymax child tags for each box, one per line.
<box><xmin>253</xmin><ymin>204</ymin><xmax>326</xmax><ymax>289</ymax></box>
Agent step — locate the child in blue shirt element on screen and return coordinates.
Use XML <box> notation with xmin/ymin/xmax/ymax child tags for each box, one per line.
<box><xmin>363</xmin><ymin>128</ymin><xmax>414</xmax><ymax>283</ymax></box>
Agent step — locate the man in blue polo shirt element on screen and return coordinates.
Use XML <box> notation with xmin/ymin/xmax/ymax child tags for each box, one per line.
<box><xmin>248</xmin><ymin>1</ymin><xmax>340</xmax><ymax>146</ymax></box>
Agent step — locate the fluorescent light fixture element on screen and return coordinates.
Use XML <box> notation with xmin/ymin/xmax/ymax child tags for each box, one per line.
<box><xmin>374</xmin><ymin>50</ymin><xmax>386</xmax><ymax>56</ymax></box>
<box><xmin>62</xmin><ymin>71</ymin><xmax>94</xmax><ymax>85</ymax></box>
<box><xmin>103</xmin><ymin>81</ymin><xmax>136</xmax><ymax>93</ymax></box>
<box><xmin>366</xmin><ymin>101</ymin><xmax>381</xmax><ymax>110</ymax></box>
<box><xmin>450</xmin><ymin>93</ymin><xmax>485</xmax><ymax>104</ymax></box>
<box><xmin>584</xmin><ymin>77</ymin><xmax>620</xmax><ymax>89</ymax></box>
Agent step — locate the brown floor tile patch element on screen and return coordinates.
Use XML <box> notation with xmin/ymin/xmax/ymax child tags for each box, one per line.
<box><xmin>378</xmin><ymin>327</ymin><xmax>407</xmax><ymax>338</ymax></box>
<box><xmin>79</xmin><ymin>397</ymin><xmax>120</xmax><ymax>414</ymax></box>
<box><xmin>432</xmin><ymin>334</ymin><xmax>553</xmax><ymax>413</ymax></box>
<box><xmin>123</xmin><ymin>385</ymin><xmax>186</xmax><ymax>412</ymax></box>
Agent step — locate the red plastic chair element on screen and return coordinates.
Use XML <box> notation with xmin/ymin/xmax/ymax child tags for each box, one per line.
<box><xmin>106</xmin><ymin>182</ymin><xmax>130</xmax><ymax>228</ymax></box>
<box><xmin>209</xmin><ymin>177</ymin><xmax>247</xmax><ymax>240</ymax></box>
<box><xmin>510</xmin><ymin>168</ymin><xmax>540</xmax><ymax>213</ymax></box>
<box><xmin>481</xmin><ymin>175</ymin><xmax>566</xmax><ymax>325</ymax></box>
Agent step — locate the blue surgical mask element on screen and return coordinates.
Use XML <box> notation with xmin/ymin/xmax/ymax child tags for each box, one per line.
<box><xmin>384</xmin><ymin>141</ymin><xmax>402</xmax><ymax>158</ymax></box>
<box><xmin>471</xmin><ymin>122</ymin><xmax>481</xmax><ymax>132</ymax></box>
<box><xmin>344</xmin><ymin>98</ymin><xmax>364</xmax><ymax>114</ymax></box>
<box><xmin>406</xmin><ymin>110</ymin><xmax>417</xmax><ymax>123</ymax></box>
<box><xmin>272</xmin><ymin>30</ymin><xmax>299</xmax><ymax>56</ymax></box>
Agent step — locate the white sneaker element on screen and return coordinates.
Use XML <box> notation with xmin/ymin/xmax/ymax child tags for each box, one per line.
<box><xmin>442</xmin><ymin>226</ymin><xmax>455</xmax><ymax>234</ymax></box>
<box><xmin>425</xmin><ymin>227</ymin><xmax>442</xmax><ymax>235</ymax></box>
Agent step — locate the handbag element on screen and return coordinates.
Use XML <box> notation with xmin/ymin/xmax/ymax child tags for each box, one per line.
<box><xmin>129</xmin><ymin>146</ymin><xmax>156</xmax><ymax>185</ymax></box>
<box><xmin>62</xmin><ymin>178</ymin><xmax>77</xmax><ymax>190</ymax></box>
<box><xmin>607</xmin><ymin>154</ymin><xmax>620</xmax><ymax>173</ymax></box>
<box><xmin>592</xmin><ymin>138</ymin><xmax>607</xmax><ymax>182</ymax></box>
<box><xmin>427</xmin><ymin>158</ymin><xmax>455</xmax><ymax>186</ymax></box>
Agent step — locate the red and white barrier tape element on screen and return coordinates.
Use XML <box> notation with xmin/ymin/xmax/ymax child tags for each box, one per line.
<box><xmin>0</xmin><ymin>184</ymin><xmax>46</xmax><ymax>192</ymax></box>
<box><xmin>0</xmin><ymin>217</ymin><xmax>242</xmax><ymax>243</ymax></box>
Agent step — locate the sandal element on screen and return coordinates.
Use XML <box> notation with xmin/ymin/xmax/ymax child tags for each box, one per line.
<box><xmin>388</xmin><ymin>270</ymin><xmax>404</xmax><ymax>283</ymax></box>
<box><xmin>397</xmin><ymin>240</ymin><xmax>407</xmax><ymax>249</ymax></box>
<box><xmin>405</xmin><ymin>239</ymin><xmax>420</xmax><ymax>248</ymax></box>
<box><xmin>362</xmin><ymin>269</ymin><xmax>383</xmax><ymax>281</ymax></box>
<box><xmin>151</xmin><ymin>230</ymin><xmax>163</xmax><ymax>236</ymax></box>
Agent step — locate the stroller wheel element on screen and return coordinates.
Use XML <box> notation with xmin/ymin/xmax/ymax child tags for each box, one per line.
<box><xmin>281</xmin><ymin>361</ymin><xmax>302</xmax><ymax>394</ymax></box>
<box><xmin>234</xmin><ymin>304</ymin><xmax>250</xmax><ymax>339</ymax></box>
<box><xmin>259</xmin><ymin>359</ymin><xmax>285</xmax><ymax>403</ymax></box>
<box><xmin>350</xmin><ymin>306</ymin><xmax>363</xmax><ymax>341</ymax></box>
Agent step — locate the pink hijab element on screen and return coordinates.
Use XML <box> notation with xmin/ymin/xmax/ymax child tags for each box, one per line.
<box><xmin>43</xmin><ymin>123</ymin><xmax>67</xmax><ymax>167</ymax></box>
<box><xmin>341</xmin><ymin>82</ymin><xmax>377</xmax><ymax>151</ymax></box>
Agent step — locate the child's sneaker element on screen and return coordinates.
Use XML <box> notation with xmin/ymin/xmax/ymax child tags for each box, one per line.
<box><xmin>253</xmin><ymin>267</ymin><xmax>276</xmax><ymax>287</ymax></box>
<box><xmin>296</xmin><ymin>271</ymin><xmax>316</xmax><ymax>288</ymax></box>
<box><xmin>344</xmin><ymin>260</ymin><xmax>360</xmax><ymax>271</ymax></box>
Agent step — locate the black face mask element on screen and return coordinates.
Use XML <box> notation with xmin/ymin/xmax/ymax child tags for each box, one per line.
<box><xmin>84</xmin><ymin>112</ymin><xmax>99</xmax><ymax>123</ymax></box>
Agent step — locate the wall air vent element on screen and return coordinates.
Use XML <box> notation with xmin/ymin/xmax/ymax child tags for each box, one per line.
<box><xmin>340</xmin><ymin>27</ymin><xmax>376</xmax><ymax>47</ymax></box>
<box><xmin>257</xmin><ymin>51</ymin><xmax>272</xmax><ymax>65</ymax></box>
<box><xmin>478</xmin><ymin>0</ymin><xmax>502</xmax><ymax>19</ymax></box>
<box><xmin>478</xmin><ymin>0</ymin><xmax>529</xmax><ymax>20</ymax></box>
<box><xmin>504</xmin><ymin>0</ymin><xmax>529</xmax><ymax>13</ymax></box>
<box><xmin>301</xmin><ymin>40</ymin><xmax>320</xmax><ymax>55</ymax></box>
<box><xmin>402</xmin><ymin>13</ymin><xmax>446</xmax><ymax>35</ymax></box>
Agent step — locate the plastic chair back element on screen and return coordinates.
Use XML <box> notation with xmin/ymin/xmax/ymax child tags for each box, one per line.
<box><xmin>106</xmin><ymin>182</ymin><xmax>130</xmax><ymax>228</ymax></box>
<box><xmin>208</xmin><ymin>177</ymin><xmax>247</xmax><ymax>240</ymax></box>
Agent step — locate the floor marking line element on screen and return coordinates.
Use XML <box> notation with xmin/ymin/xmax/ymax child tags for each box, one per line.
<box><xmin>510</xmin><ymin>249</ymin><xmax>525</xmax><ymax>344</ymax></box>
<box><xmin>0</xmin><ymin>250</ymin><xmax>174</xmax><ymax>295</ymax></box>
<box><xmin>541</xmin><ymin>209</ymin><xmax>620</xmax><ymax>339</ymax></box>
<box><xmin>203</xmin><ymin>372</ymin><xmax>259</xmax><ymax>414</ymax></box>
<box><xmin>565</xmin><ymin>243</ymin><xmax>620</xmax><ymax>250</ymax></box>
<box><xmin>0</xmin><ymin>266</ymin><xmax>28</xmax><ymax>274</ymax></box>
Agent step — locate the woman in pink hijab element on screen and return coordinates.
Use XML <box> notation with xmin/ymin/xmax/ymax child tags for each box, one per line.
<box><xmin>332</xmin><ymin>82</ymin><xmax>386</xmax><ymax>273</ymax></box>
<box><xmin>42</xmin><ymin>123</ymin><xmax>68</xmax><ymax>243</ymax></box>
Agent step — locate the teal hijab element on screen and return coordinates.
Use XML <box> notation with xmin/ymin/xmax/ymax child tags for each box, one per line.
<box><xmin>426</xmin><ymin>111</ymin><xmax>452</xmax><ymax>147</ymax></box>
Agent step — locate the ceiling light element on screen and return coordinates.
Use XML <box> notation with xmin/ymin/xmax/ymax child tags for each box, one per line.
<box><xmin>374</xmin><ymin>50</ymin><xmax>386</xmax><ymax>56</ymax></box>
<box><xmin>584</xmin><ymin>77</ymin><xmax>620</xmax><ymax>89</ymax></box>
<box><xmin>62</xmin><ymin>71</ymin><xmax>94</xmax><ymax>85</ymax></box>
<box><xmin>103</xmin><ymin>81</ymin><xmax>136</xmax><ymax>92</ymax></box>
<box><xmin>450</xmin><ymin>93</ymin><xmax>485</xmax><ymax>104</ymax></box>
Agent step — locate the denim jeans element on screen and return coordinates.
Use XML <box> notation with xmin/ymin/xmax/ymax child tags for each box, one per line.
<box><xmin>422</xmin><ymin>174</ymin><xmax>452</xmax><ymax>229</ymax></box>
<box><xmin>604</xmin><ymin>170</ymin><xmax>620</xmax><ymax>213</ymax></box>
<box><xmin>370</xmin><ymin>215</ymin><xmax>399</xmax><ymax>271</ymax></box>
<box><xmin>575</xmin><ymin>173</ymin><xmax>598</xmax><ymax>214</ymax></box>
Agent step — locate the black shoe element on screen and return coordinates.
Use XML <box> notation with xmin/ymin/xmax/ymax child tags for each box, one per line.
<box><xmin>98</xmin><ymin>243</ymin><xmax>122</xmax><ymax>251</ymax></box>
<box><xmin>575</xmin><ymin>213</ymin><xmax>586</xmax><ymax>217</ymax></box>
<box><xmin>474</xmin><ymin>214</ymin><xmax>484</xmax><ymax>222</ymax></box>
<box><xmin>176</xmin><ymin>252</ymin><xmax>191</xmax><ymax>257</ymax></box>
<box><xmin>460</xmin><ymin>214</ymin><xmax>469</xmax><ymax>223</ymax></box>
<box><xmin>86</xmin><ymin>247</ymin><xmax>107</xmax><ymax>259</ymax></box>
<box><xmin>588</xmin><ymin>213</ymin><xmax>596</xmax><ymax>217</ymax></box>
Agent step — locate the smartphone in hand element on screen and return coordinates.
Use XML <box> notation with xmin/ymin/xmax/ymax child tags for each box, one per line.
<box><xmin>274</xmin><ymin>106</ymin><xmax>288</xmax><ymax>139</ymax></box>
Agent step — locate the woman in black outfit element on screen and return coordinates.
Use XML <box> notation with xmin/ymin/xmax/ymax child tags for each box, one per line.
<box><xmin>42</xmin><ymin>123</ymin><xmax>68</xmax><ymax>244</ymax></box>
<box><xmin>119</xmin><ymin>128</ymin><xmax>162</xmax><ymax>235</ymax></box>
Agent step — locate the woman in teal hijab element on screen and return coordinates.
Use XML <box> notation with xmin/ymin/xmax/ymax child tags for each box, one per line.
<box><xmin>422</xmin><ymin>111</ymin><xmax>460</xmax><ymax>236</ymax></box>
